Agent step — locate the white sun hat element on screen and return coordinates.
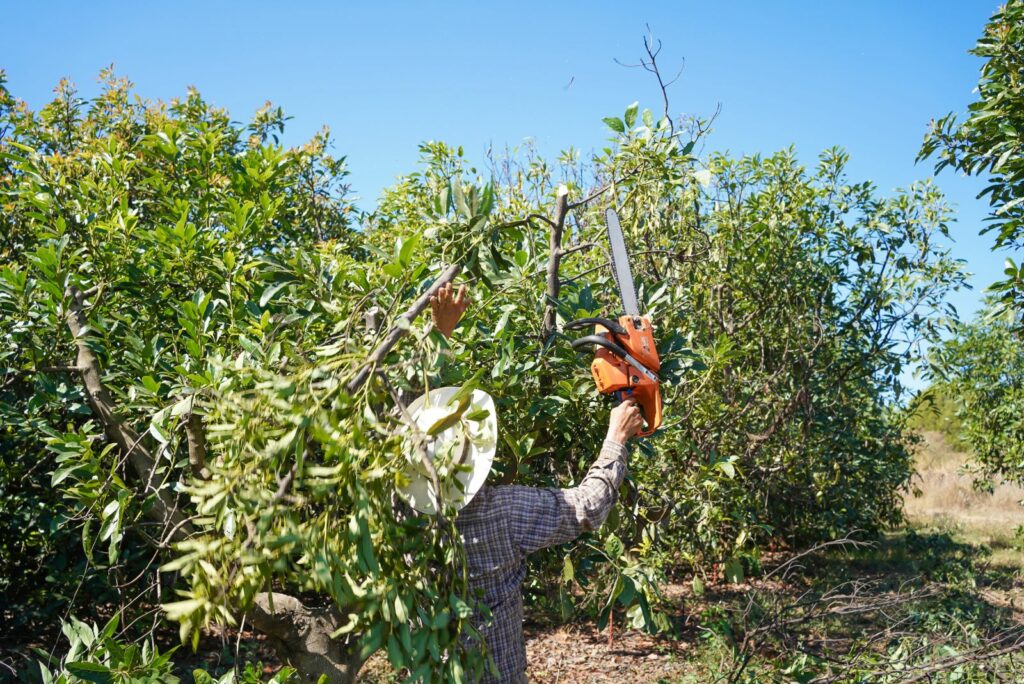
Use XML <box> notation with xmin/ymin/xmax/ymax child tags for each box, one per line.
<box><xmin>399</xmin><ymin>386</ymin><xmax>498</xmax><ymax>515</ymax></box>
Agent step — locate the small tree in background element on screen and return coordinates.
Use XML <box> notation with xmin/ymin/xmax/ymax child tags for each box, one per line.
<box><xmin>918</xmin><ymin>0</ymin><xmax>1024</xmax><ymax>493</ymax></box>
<box><xmin>929</xmin><ymin>308</ymin><xmax>1024</xmax><ymax>485</ymax></box>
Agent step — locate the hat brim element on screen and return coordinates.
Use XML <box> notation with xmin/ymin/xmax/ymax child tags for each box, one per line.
<box><xmin>399</xmin><ymin>387</ymin><xmax>497</xmax><ymax>515</ymax></box>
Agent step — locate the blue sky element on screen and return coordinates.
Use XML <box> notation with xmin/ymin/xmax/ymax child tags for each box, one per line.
<box><xmin>3</xmin><ymin>1</ymin><xmax>1007</xmax><ymax>327</ymax></box>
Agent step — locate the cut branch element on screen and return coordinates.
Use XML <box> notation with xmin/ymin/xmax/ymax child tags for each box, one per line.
<box><xmin>346</xmin><ymin>263</ymin><xmax>462</xmax><ymax>394</ymax></box>
<box><xmin>185</xmin><ymin>409</ymin><xmax>210</xmax><ymax>480</ymax></box>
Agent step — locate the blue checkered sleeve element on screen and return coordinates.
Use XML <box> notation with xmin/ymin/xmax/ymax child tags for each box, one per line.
<box><xmin>455</xmin><ymin>439</ymin><xmax>629</xmax><ymax>682</ymax></box>
<box><xmin>509</xmin><ymin>439</ymin><xmax>629</xmax><ymax>555</ymax></box>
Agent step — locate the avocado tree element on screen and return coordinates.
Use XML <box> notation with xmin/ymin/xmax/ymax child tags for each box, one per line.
<box><xmin>917</xmin><ymin>0</ymin><xmax>1024</xmax><ymax>494</ymax></box>
<box><xmin>0</xmin><ymin>72</ymin><xmax>488</xmax><ymax>682</ymax></box>
<box><xmin>929</xmin><ymin>308</ymin><xmax>1024</xmax><ymax>485</ymax></box>
<box><xmin>920</xmin><ymin>0</ymin><xmax>1024</xmax><ymax>314</ymax></box>
<box><xmin>1</xmin><ymin>70</ymin><xmax>964</xmax><ymax>683</ymax></box>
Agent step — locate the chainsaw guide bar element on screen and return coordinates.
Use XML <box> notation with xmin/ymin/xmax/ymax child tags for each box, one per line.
<box><xmin>566</xmin><ymin>208</ymin><xmax>664</xmax><ymax>437</ymax></box>
<box><xmin>605</xmin><ymin>208</ymin><xmax>641</xmax><ymax>318</ymax></box>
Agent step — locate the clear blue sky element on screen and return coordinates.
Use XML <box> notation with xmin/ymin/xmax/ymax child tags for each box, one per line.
<box><xmin>3</xmin><ymin>1</ymin><xmax>1007</xmax><ymax>327</ymax></box>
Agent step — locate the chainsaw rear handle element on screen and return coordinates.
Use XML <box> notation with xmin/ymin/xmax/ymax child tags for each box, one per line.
<box><xmin>619</xmin><ymin>383</ymin><xmax>662</xmax><ymax>437</ymax></box>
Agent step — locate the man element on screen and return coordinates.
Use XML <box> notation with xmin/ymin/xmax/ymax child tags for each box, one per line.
<box><xmin>429</xmin><ymin>281</ymin><xmax>644</xmax><ymax>683</ymax></box>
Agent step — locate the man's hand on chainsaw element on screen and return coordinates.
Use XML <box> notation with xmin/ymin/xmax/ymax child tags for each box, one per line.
<box><xmin>430</xmin><ymin>282</ymin><xmax>469</xmax><ymax>339</ymax></box>
<box><xmin>607</xmin><ymin>399</ymin><xmax>644</xmax><ymax>445</ymax></box>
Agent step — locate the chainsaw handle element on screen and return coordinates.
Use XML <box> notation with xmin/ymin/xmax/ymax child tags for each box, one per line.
<box><xmin>570</xmin><ymin>334</ymin><xmax>630</xmax><ymax>358</ymax></box>
<box><xmin>564</xmin><ymin>317</ymin><xmax>628</xmax><ymax>336</ymax></box>
<box><xmin>616</xmin><ymin>385</ymin><xmax>662</xmax><ymax>437</ymax></box>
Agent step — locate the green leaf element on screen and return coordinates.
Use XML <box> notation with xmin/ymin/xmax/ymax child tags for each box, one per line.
<box><xmin>426</xmin><ymin>395</ymin><xmax>471</xmax><ymax>436</ymax></box>
<box><xmin>624</xmin><ymin>101</ymin><xmax>639</xmax><ymax>128</ymax></box>
<box><xmin>451</xmin><ymin>179</ymin><xmax>471</xmax><ymax>219</ymax></box>
<box><xmin>604</xmin><ymin>534</ymin><xmax>624</xmax><ymax>558</ymax></box>
<box><xmin>562</xmin><ymin>555</ymin><xmax>574</xmax><ymax>583</ymax></box>
<box><xmin>463</xmin><ymin>408</ymin><xmax>490</xmax><ymax>421</ymax></box>
<box><xmin>724</xmin><ymin>558</ymin><xmax>744</xmax><ymax>584</ymax></box>
<box><xmin>602</xmin><ymin>117</ymin><xmax>626</xmax><ymax>134</ymax></box>
<box><xmin>444</xmin><ymin>371</ymin><xmax>483</xmax><ymax>409</ymax></box>
<box><xmin>398</xmin><ymin>234</ymin><xmax>420</xmax><ymax>268</ymax></box>
<box><xmin>65</xmin><ymin>662</ymin><xmax>114</xmax><ymax>684</ymax></box>
<box><xmin>717</xmin><ymin>458</ymin><xmax>736</xmax><ymax>479</ymax></box>
<box><xmin>450</xmin><ymin>595</ymin><xmax>473</xmax><ymax>618</ymax></box>
<box><xmin>193</xmin><ymin>671</ymin><xmax>215</xmax><ymax>684</ymax></box>
<box><xmin>260</xmin><ymin>281</ymin><xmax>290</xmax><ymax>308</ymax></box>
<box><xmin>431</xmin><ymin>610</ymin><xmax>451</xmax><ymax>630</ymax></box>
<box><xmin>358</xmin><ymin>623</ymin><xmax>384</xmax><ymax>662</ymax></box>
<box><xmin>148</xmin><ymin>421</ymin><xmax>170</xmax><ymax>445</ymax></box>
<box><xmin>386</xmin><ymin>633</ymin><xmax>403</xmax><ymax>669</ymax></box>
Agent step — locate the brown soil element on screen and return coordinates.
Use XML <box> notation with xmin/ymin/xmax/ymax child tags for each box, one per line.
<box><xmin>522</xmin><ymin>619</ymin><xmax>697</xmax><ymax>683</ymax></box>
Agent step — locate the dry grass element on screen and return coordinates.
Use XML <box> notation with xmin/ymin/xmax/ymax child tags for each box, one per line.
<box><xmin>905</xmin><ymin>431</ymin><xmax>1024</xmax><ymax>567</ymax></box>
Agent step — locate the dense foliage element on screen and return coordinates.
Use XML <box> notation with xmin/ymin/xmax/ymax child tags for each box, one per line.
<box><xmin>929</xmin><ymin>308</ymin><xmax>1024</xmax><ymax>485</ymax></box>
<box><xmin>918</xmin><ymin>0</ymin><xmax>1024</xmax><ymax>490</ymax></box>
<box><xmin>1</xmin><ymin>71</ymin><xmax>963</xmax><ymax>682</ymax></box>
<box><xmin>920</xmin><ymin>0</ymin><xmax>1024</xmax><ymax>313</ymax></box>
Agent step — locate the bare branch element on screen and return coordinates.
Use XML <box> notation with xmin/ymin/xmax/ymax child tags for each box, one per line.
<box><xmin>541</xmin><ymin>187</ymin><xmax>571</xmax><ymax>342</ymax></box>
<box><xmin>614</xmin><ymin>24</ymin><xmax>685</xmax><ymax>136</ymax></box>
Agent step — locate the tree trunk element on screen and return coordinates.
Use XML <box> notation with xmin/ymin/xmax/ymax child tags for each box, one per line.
<box><xmin>248</xmin><ymin>593</ymin><xmax>364</xmax><ymax>684</ymax></box>
<box><xmin>540</xmin><ymin>186</ymin><xmax>571</xmax><ymax>344</ymax></box>
<box><xmin>65</xmin><ymin>286</ymin><xmax>193</xmax><ymax>542</ymax></box>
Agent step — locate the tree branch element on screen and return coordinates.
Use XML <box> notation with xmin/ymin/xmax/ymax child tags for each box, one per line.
<box><xmin>377</xmin><ymin>371</ymin><xmax>446</xmax><ymax>522</ymax></box>
<box><xmin>541</xmin><ymin>187</ymin><xmax>571</xmax><ymax>342</ymax></box>
<box><xmin>346</xmin><ymin>263</ymin><xmax>462</xmax><ymax>394</ymax></box>
<box><xmin>185</xmin><ymin>409</ymin><xmax>210</xmax><ymax>480</ymax></box>
<box><xmin>64</xmin><ymin>286</ymin><xmax>192</xmax><ymax>543</ymax></box>
<box><xmin>248</xmin><ymin>592</ymin><xmax>362</xmax><ymax>684</ymax></box>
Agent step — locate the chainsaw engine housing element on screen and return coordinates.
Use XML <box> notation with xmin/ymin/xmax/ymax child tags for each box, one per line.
<box><xmin>589</xmin><ymin>315</ymin><xmax>663</xmax><ymax>436</ymax></box>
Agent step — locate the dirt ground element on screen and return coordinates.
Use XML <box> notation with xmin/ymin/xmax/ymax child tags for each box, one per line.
<box><xmin>904</xmin><ymin>430</ymin><xmax>1024</xmax><ymax>567</ymax></box>
<box><xmin>521</xmin><ymin>618</ymin><xmax>697</xmax><ymax>683</ymax></box>
<box><xmin>358</xmin><ymin>607</ymin><xmax>700</xmax><ymax>683</ymax></box>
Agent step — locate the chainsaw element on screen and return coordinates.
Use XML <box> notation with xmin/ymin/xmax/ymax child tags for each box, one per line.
<box><xmin>566</xmin><ymin>208</ymin><xmax>663</xmax><ymax>437</ymax></box>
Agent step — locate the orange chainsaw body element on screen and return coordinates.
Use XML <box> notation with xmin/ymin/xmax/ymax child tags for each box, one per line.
<box><xmin>590</xmin><ymin>315</ymin><xmax>663</xmax><ymax>437</ymax></box>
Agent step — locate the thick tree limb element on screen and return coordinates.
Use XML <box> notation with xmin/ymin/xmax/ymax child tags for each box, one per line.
<box><xmin>248</xmin><ymin>592</ymin><xmax>362</xmax><ymax>684</ymax></box>
<box><xmin>185</xmin><ymin>410</ymin><xmax>210</xmax><ymax>480</ymax></box>
<box><xmin>346</xmin><ymin>263</ymin><xmax>462</xmax><ymax>394</ymax></box>
<box><xmin>64</xmin><ymin>286</ymin><xmax>192</xmax><ymax>542</ymax></box>
<box><xmin>541</xmin><ymin>187</ymin><xmax>571</xmax><ymax>342</ymax></box>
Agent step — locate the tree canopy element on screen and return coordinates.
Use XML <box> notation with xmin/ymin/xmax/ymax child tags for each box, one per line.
<box><xmin>920</xmin><ymin>0</ymin><xmax>1024</xmax><ymax>315</ymax></box>
<box><xmin>0</xmin><ymin>71</ymin><xmax>965</xmax><ymax>682</ymax></box>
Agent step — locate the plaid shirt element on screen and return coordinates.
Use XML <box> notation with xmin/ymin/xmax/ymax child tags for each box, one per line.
<box><xmin>455</xmin><ymin>439</ymin><xmax>629</xmax><ymax>683</ymax></box>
